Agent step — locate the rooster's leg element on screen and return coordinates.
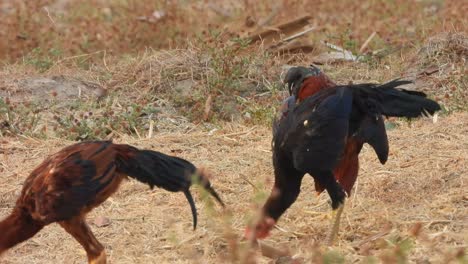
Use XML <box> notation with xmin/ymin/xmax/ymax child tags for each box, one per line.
<box><xmin>326</xmin><ymin>201</ymin><xmax>345</xmax><ymax>246</ymax></box>
<box><xmin>311</xmin><ymin>170</ymin><xmax>346</xmax><ymax>245</ymax></box>
<box><xmin>59</xmin><ymin>215</ymin><xmax>106</xmax><ymax>264</ymax></box>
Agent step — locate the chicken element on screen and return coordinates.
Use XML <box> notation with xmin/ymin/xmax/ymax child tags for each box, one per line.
<box><xmin>247</xmin><ymin>65</ymin><xmax>440</xmax><ymax>245</ymax></box>
<box><xmin>0</xmin><ymin>141</ymin><xmax>224</xmax><ymax>263</ymax></box>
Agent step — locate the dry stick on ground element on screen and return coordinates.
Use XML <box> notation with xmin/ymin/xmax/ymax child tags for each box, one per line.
<box><xmin>267</xmin><ymin>26</ymin><xmax>317</xmax><ymax>53</ymax></box>
<box><xmin>281</xmin><ymin>27</ymin><xmax>317</xmax><ymax>43</ymax></box>
<box><xmin>246</xmin><ymin>15</ymin><xmax>311</xmax><ymax>43</ymax></box>
<box><xmin>239</xmin><ymin>174</ymin><xmax>259</xmax><ymax>191</ymax></box>
<box><xmin>353</xmin><ymin>224</ymin><xmax>392</xmax><ymax>248</ymax></box>
<box><xmin>203</xmin><ymin>94</ymin><xmax>213</xmax><ymax>121</ymax></box>
<box><xmin>359</xmin><ymin>31</ymin><xmax>377</xmax><ymax>53</ymax></box>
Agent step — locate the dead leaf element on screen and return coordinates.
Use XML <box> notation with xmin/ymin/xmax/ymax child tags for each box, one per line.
<box><xmin>93</xmin><ymin>216</ymin><xmax>111</xmax><ymax>227</ymax></box>
<box><xmin>312</xmin><ymin>41</ymin><xmax>359</xmax><ymax>64</ymax></box>
<box><xmin>418</xmin><ymin>65</ymin><xmax>440</xmax><ymax>76</ymax></box>
<box><xmin>258</xmin><ymin>241</ymin><xmax>290</xmax><ymax>259</ymax></box>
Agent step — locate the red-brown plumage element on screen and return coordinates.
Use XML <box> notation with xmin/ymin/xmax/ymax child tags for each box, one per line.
<box><xmin>0</xmin><ymin>208</ymin><xmax>43</xmax><ymax>254</ymax></box>
<box><xmin>0</xmin><ymin>141</ymin><xmax>223</xmax><ymax>263</ymax></box>
<box><xmin>0</xmin><ymin>142</ymin><xmax>123</xmax><ymax>263</ymax></box>
<box><xmin>329</xmin><ymin>140</ymin><xmax>360</xmax><ymax>195</ymax></box>
<box><xmin>297</xmin><ymin>74</ymin><xmax>336</xmax><ymax>102</ymax></box>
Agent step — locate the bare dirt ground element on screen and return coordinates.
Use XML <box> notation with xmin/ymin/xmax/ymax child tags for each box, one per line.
<box><xmin>1</xmin><ymin>112</ymin><xmax>466</xmax><ymax>263</ymax></box>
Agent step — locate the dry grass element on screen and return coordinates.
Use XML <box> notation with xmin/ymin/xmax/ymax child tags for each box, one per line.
<box><xmin>1</xmin><ymin>30</ymin><xmax>466</xmax><ymax>141</ymax></box>
<box><xmin>0</xmin><ymin>0</ymin><xmax>467</xmax><ymax>263</ymax></box>
<box><xmin>1</xmin><ymin>0</ymin><xmax>466</xmax><ymax>61</ymax></box>
<box><xmin>406</xmin><ymin>32</ymin><xmax>468</xmax><ymax>111</ymax></box>
<box><xmin>1</xmin><ymin>113</ymin><xmax>466</xmax><ymax>263</ymax></box>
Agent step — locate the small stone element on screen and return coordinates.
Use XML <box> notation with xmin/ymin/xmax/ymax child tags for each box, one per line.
<box><xmin>303</xmin><ymin>120</ymin><xmax>308</xmax><ymax>126</ymax></box>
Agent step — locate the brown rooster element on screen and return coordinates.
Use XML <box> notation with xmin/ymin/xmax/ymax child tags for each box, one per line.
<box><xmin>0</xmin><ymin>141</ymin><xmax>224</xmax><ymax>263</ymax></box>
<box><xmin>246</xmin><ymin>65</ymin><xmax>440</xmax><ymax>245</ymax></box>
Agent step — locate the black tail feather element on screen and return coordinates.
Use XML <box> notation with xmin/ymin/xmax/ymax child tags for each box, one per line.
<box><xmin>183</xmin><ymin>190</ymin><xmax>197</xmax><ymax>230</ymax></box>
<box><xmin>192</xmin><ymin>169</ymin><xmax>225</xmax><ymax>207</ymax></box>
<box><xmin>354</xmin><ymin>79</ymin><xmax>441</xmax><ymax>118</ymax></box>
<box><xmin>204</xmin><ymin>185</ymin><xmax>224</xmax><ymax>207</ymax></box>
<box><xmin>115</xmin><ymin>145</ymin><xmax>224</xmax><ymax>229</ymax></box>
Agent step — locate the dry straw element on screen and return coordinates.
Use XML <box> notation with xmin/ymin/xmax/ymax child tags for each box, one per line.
<box><xmin>1</xmin><ymin>113</ymin><xmax>466</xmax><ymax>263</ymax></box>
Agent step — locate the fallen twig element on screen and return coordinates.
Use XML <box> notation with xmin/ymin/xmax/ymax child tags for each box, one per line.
<box><xmin>359</xmin><ymin>31</ymin><xmax>377</xmax><ymax>53</ymax></box>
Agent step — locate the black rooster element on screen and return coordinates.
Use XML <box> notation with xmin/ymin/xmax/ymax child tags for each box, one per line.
<box><xmin>247</xmin><ymin>66</ymin><xmax>440</xmax><ymax>245</ymax></box>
